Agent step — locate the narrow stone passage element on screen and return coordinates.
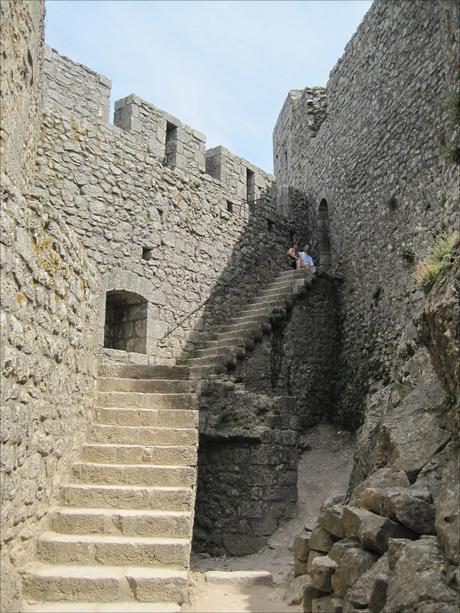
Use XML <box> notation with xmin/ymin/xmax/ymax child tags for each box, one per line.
<box><xmin>183</xmin><ymin>424</ymin><xmax>354</xmax><ymax>612</ymax></box>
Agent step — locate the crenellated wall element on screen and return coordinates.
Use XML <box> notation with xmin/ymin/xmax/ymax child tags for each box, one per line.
<box><xmin>37</xmin><ymin>47</ymin><xmax>291</xmax><ymax>364</ymax></box>
<box><xmin>273</xmin><ymin>0</ymin><xmax>460</xmax><ymax>427</ymax></box>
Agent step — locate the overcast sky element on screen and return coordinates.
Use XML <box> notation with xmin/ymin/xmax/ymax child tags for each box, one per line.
<box><xmin>45</xmin><ymin>0</ymin><xmax>372</xmax><ymax>173</ymax></box>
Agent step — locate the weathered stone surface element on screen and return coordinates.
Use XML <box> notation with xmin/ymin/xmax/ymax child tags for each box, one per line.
<box><xmin>285</xmin><ymin>574</ymin><xmax>313</xmax><ymax>606</ymax></box>
<box><xmin>343</xmin><ymin>506</ymin><xmax>415</xmax><ymax>554</ymax></box>
<box><xmin>344</xmin><ymin>552</ymin><xmax>389</xmax><ymax>613</ymax></box>
<box><xmin>318</xmin><ymin>498</ymin><xmax>345</xmax><ymax>539</ymax></box>
<box><xmin>294</xmin><ymin>530</ymin><xmax>312</xmax><ymax>562</ymax></box>
<box><xmin>384</xmin><ymin>537</ymin><xmax>458</xmax><ymax>613</ymax></box>
<box><xmin>312</xmin><ymin>595</ymin><xmax>343</xmax><ymax>613</ymax></box>
<box><xmin>309</xmin><ymin>525</ymin><xmax>336</xmax><ymax>553</ymax></box>
<box><xmin>307</xmin><ymin>550</ymin><xmax>323</xmax><ymax>574</ymax></box>
<box><xmin>359</xmin><ymin>487</ymin><xmax>436</xmax><ymax>535</ymax></box>
<box><xmin>351</xmin><ymin>468</ymin><xmax>411</xmax><ymax>504</ymax></box>
<box><xmin>310</xmin><ymin>556</ymin><xmax>338</xmax><ymax>593</ymax></box>
<box><xmin>303</xmin><ymin>579</ymin><xmax>324</xmax><ymax>613</ymax></box>
<box><xmin>435</xmin><ymin>456</ymin><xmax>460</xmax><ymax>565</ymax></box>
<box><xmin>331</xmin><ymin>543</ymin><xmax>378</xmax><ymax>597</ymax></box>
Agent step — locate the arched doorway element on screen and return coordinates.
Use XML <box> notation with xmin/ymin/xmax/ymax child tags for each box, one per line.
<box><xmin>104</xmin><ymin>290</ymin><xmax>148</xmax><ymax>354</ymax></box>
<box><xmin>318</xmin><ymin>199</ymin><xmax>332</xmax><ymax>272</ymax></box>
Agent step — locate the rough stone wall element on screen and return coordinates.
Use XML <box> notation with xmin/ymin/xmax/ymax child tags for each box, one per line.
<box><xmin>194</xmin><ymin>380</ymin><xmax>300</xmax><ymax>555</ymax></box>
<box><xmin>0</xmin><ymin>0</ymin><xmax>45</xmax><ymax>191</ymax></box>
<box><xmin>273</xmin><ymin>0</ymin><xmax>460</xmax><ymax>427</ymax></box>
<box><xmin>1</xmin><ymin>5</ymin><xmax>100</xmax><ymax>611</ymax></box>
<box><xmin>234</xmin><ymin>275</ymin><xmax>340</xmax><ymax>429</ymax></box>
<box><xmin>37</xmin><ymin>48</ymin><xmax>291</xmax><ymax>364</ymax></box>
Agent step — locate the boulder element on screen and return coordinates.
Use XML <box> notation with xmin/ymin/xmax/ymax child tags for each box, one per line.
<box><xmin>343</xmin><ymin>506</ymin><xmax>415</xmax><ymax>554</ymax></box>
<box><xmin>295</xmin><ymin>529</ymin><xmax>312</xmax><ymax>562</ymax></box>
<box><xmin>309</xmin><ymin>525</ymin><xmax>336</xmax><ymax>552</ymax></box>
<box><xmin>344</xmin><ymin>552</ymin><xmax>389</xmax><ymax>613</ymax></box>
<box><xmin>351</xmin><ymin>468</ymin><xmax>410</xmax><ymax>504</ymax></box>
<box><xmin>295</xmin><ymin>558</ymin><xmax>310</xmax><ymax>577</ymax></box>
<box><xmin>319</xmin><ymin>497</ymin><xmax>346</xmax><ymax>538</ymax></box>
<box><xmin>303</xmin><ymin>579</ymin><xmax>324</xmax><ymax>612</ymax></box>
<box><xmin>384</xmin><ymin>536</ymin><xmax>458</xmax><ymax>613</ymax></box>
<box><xmin>310</xmin><ymin>555</ymin><xmax>338</xmax><ymax>592</ymax></box>
<box><xmin>331</xmin><ymin>544</ymin><xmax>378</xmax><ymax>597</ymax></box>
<box><xmin>286</xmin><ymin>574</ymin><xmax>314</xmax><ymax>606</ymax></box>
<box><xmin>307</xmin><ymin>549</ymin><xmax>323</xmax><ymax>573</ymax></box>
<box><xmin>359</xmin><ymin>487</ymin><xmax>436</xmax><ymax>534</ymax></box>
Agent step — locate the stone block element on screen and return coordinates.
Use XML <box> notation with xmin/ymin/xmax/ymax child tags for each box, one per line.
<box><xmin>435</xmin><ymin>457</ymin><xmax>459</xmax><ymax>564</ymax></box>
<box><xmin>319</xmin><ymin>499</ymin><xmax>345</xmax><ymax>538</ymax></box>
<box><xmin>359</xmin><ymin>487</ymin><xmax>436</xmax><ymax>535</ymax></box>
<box><xmin>343</xmin><ymin>552</ymin><xmax>389</xmax><ymax>613</ymax></box>
<box><xmin>303</xmin><ymin>578</ymin><xmax>324</xmax><ymax>613</ymax></box>
<box><xmin>385</xmin><ymin>536</ymin><xmax>458</xmax><ymax>613</ymax></box>
<box><xmin>295</xmin><ymin>559</ymin><xmax>310</xmax><ymax>577</ymax></box>
<box><xmin>307</xmin><ymin>549</ymin><xmax>323</xmax><ymax>573</ymax></box>
<box><xmin>309</xmin><ymin>525</ymin><xmax>336</xmax><ymax>552</ymax></box>
<box><xmin>330</xmin><ymin>544</ymin><xmax>377</xmax><ymax>597</ymax></box>
<box><xmin>285</xmin><ymin>574</ymin><xmax>313</xmax><ymax>605</ymax></box>
<box><xmin>310</xmin><ymin>555</ymin><xmax>337</xmax><ymax>593</ymax></box>
<box><xmin>294</xmin><ymin>531</ymin><xmax>312</xmax><ymax>562</ymax></box>
<box><xmin>343</xmin><ymin>505</ymin><xmax>415</xmax><ymax>554</ymax></box>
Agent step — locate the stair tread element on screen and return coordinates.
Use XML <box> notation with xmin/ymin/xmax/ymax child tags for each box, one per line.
<box><xmin>22</xmin><ymin>601</ymin><xmax>181</xmax><ymax>612</ymax></box>
<box><xmin>39</xmin><ymin>531</ymin><xmax>188</xmax><ymax>545</ymax></box>
<box><xmin>52</xmin><ymin>507</ymin><xmax>190</xmax><ymax>517</ymax></box>
<box><xmin>74</xmin><ymin>462</ymin><xmax>193</xmax><ymax>469</ymax></box>
<box><xmin>24</xmin><ymin>563</ymin><xmax>188</xmax><ymax>579</ymax></box>
<box><xmin>83</xmin><ymin>443</ymin><xmax>195</xmax><ymax>449</ymax></box>
<box><xmin>63</xmin><ymin>483</ymin><xmax>193</xmax><ymax>492</ymax></box>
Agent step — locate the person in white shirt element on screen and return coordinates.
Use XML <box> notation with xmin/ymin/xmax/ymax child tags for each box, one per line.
<box><xmin>299</xmin><ymin>243</ymin><xmax>315</xmax><ymax>268</ymax></box>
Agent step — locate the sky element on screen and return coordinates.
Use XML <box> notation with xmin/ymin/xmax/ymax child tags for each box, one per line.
<box><xmin>45</xmin><ymin>0</ymin><xmax>372</xmax><ymax>174</ymax></box>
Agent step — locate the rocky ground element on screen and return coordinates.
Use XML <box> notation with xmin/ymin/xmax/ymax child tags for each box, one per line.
<box><xmin>183</xmin><ymin>424</ymin><xmax>355</xmax><ymax>612</ymax></box>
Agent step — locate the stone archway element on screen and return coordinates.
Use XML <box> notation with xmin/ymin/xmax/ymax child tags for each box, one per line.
<box><xmin>318</xmin><ymin>199</ymin><xmax>332</xmax><ymax>272</ymax></box>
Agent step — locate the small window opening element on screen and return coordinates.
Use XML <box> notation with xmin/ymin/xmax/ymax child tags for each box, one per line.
<box><xmin>104</xmin><ymin>290</ymin><xmax>148</xmax><ymax>354</ymax></box>
<box><xmin>165</xmin><ymin>122</ymin><xmax>178</xmax><ymax>168</ymax></box>
<box><xmin>267</xmin><ymin>220</ymin><xmax>274</xmax><ymax>233</ymax></box>
<box><xmin>318</xmin><ymin>199</ymin><xmax>332</xmax><ymax>272</ymax></box>
<box><xmin>142</xmin><ymin>247</ymin><xmax>154</xmax><ymax>261</ymax></box>
<box><xmin>226</xmin><ymin>201</ymin><xmax>233</xmax><ymax>214</ymax></box>
<box><xmin>246</xmin><ymin>168</ymin><xmax>255</xmax><ymax>203</ymax></box>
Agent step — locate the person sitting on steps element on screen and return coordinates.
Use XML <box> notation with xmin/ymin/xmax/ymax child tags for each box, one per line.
<box><xmin>287</xmin><ymin>241</ymin><xmax>300</xmax><ymax>269</ymax></box>
<box><xmin>299</xmin><ymin>243</ymin><xmax>315</xmax><ymax>268</ymax></box>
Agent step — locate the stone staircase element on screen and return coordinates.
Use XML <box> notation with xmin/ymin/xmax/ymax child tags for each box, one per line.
<box><xmin>187</xmin><ymin>267</ymin><xmax>315</xmax><ymax>378</ymax></box>
<box><xmin>21</xmin><ymin>364</ymin><xmax>198</xmax><ymax>613</ymax></box>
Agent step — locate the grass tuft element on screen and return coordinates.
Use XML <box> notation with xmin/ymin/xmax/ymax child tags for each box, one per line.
<box><xmin>415</xmin><ymin>233</ymin><xmax>459</xmax><ymax>293</ymax></box>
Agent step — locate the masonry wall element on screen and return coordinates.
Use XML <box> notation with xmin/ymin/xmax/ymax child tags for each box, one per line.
<box><xmin>37</xmin><ymin>48</ymin><xmax>290</xmax><ymax>364</ymax></box>
<box><xmin>194</xmin><ymin>380</ymin><xmax>300</xmax><ymax>555</ymax></box>
<box><xmin>273</xmin><ymin>0</ymin><xmax>460</xmax><ymax>427</ymax></box>
<box><xmin>0</xmin><ymin>5</ymin><xmax>100</xmax><ymax>611</ymax></box>
<box><xmin>234</xmin><ymin>276</ymin><xmax>340</xmax><ymax>429</ymax></box>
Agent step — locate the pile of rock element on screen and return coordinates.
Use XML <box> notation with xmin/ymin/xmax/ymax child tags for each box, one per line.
<box><xmin>288</xmin><ymin>467</ymin><xmax>458</xmax><ymax>612</ymax></box>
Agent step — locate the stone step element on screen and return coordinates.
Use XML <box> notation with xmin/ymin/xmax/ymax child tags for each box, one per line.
<box><xmin>252</xmin><ymin>295</ymin><xmax>287</xmax><ymax>306</ymax></box>
<box><xmin>97</xmin><ymin>378</ymin><xmax>193</xmax><ymax>394</ymax></box>
<box><xmin>186</xmin><ymin>355</ymin><xmax>229</xmax><ymax>367</ymax></box>
<box><xmin>82</xmin><ymin>443</ymin><xmax>196</xmax><ymax>466</ymax></box>
<box><xmin>96</xmin><ymin>392</ymin><xmax>195</xmax><ymax>411</ymax></box>
<box><xmin>260</xmin><ymin>283</ymin><xmax>295</xmax><ymax>294</ymax></box>
<box><xmin>22</xmin><ymin>601</ymin><xmax>181</xmax><ymax>612</ymax></box>
<box><xmin>87</xmin><ymin>424</ymin><xmax>197</xmax><ymax>446</ymax></box>
<box><xmin>22</xmin><ymin>564</ymin><xmax>188</xmax><ymax>604</ymax></box>
<box><xmin>277</xmin><ymin>269</ymin><xmax>310</xmax><ymax>279</ymax></box>
<box><xmin>189</xmin><ymin>365</ymin><xmax>219</xmax><ymax>379</ymax></box>
<box><xmin>94</xmin><ymin>407</ymin><xmax>198</xmax><ymax>428</ymax></box>
<box><xmin>50</xmin><ymin>507</ymin><xmax>192</xmax><ymax>538</ymax></box>
<box><xmin>214</xmin><ymin>328</ymin><xmax>263</xmax><ymax>343</ymax></box>
<box><xmin>37</xmin><ymin>532</ymin><xmax>190</xmax><ymax>568</ymax></box>
<box><xmin>228</xmin><ymin>313</ymin><xmax>269</xmax><ymax>324</ymax></box>
<box><xmin>98</xmin><ymin>363</ymin><xmax>190</xmax><ymax>381</ymax></box>
<box><xmin>71</xmin><ymin>462</ymin><xmax>196</xmax><ymax>488</ymax></box>
<box><xmin>195</xmin><ymin>345</ymin><xmax>244</xmax><ymax>359</ymax></box>
<box><xmin>60</xmin><ymin>484</ymin><xmax>193</xmax><ymax>511</ymax></box>
<box><xmin>218</xmin><ymin>321</ymin><xmax>261</xmax><ymax>333</ymax></box>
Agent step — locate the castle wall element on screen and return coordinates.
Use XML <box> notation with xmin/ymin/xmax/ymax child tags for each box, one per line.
<box><xmin>273</xmin><ymin>0</ymin><xmax>460</xmax><ymax>427</ymax></box>
<box><xmin>36</xmin><ymin>48</ymin><xmax>290</xmax><ymax>364</ymax></box>
<box><xmin>234</xmin><ymin>276</ymin><xmax>340</xmax><ymax>429</ymax></box>
<box><xmin>1</xmin><ymin>5</ymin><xmax>100</xmax><ymax>611</ymax></box>
<box><xmin>0</xmin><ymin>0</ymin><xmax>45</xmax><ymax>190</ymax></box>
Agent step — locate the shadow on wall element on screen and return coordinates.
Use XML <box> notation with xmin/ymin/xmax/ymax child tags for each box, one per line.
<box><xmin>164</xmin><ymin>185</ymin><xmax>294</xmax><ymax>358</ymax></box>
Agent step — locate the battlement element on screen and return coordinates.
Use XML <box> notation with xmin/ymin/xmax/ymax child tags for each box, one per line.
<box><xmin>43</xmin><ymin>45</ymin><xmax>275</xmax><ymax>202</ymax></box>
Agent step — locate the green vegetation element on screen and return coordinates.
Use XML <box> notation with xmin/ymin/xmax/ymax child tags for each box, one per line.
<box><xmin>440</xmin><ymin>90</ymin><xmax>460</xmax><ymax>165</ymax></box>
<box><xmin>415</xmin><ymin>233</ymin><xmax>459</xmax><ymax>293</ymax></box>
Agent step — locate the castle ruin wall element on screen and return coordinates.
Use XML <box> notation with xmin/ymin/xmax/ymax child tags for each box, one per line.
<box><xmin>37</xmin><ymin>47</ymin><xmax>291</xmax><ymax>364</ymax></box>
<box><xmin>1</xmin><ymin>4</ymin><xmax>100</xmax><ymax>611</ymax></box>
<box><xmin>273</xmin><ymin>0</ymin><xmax>460</xmax><ymax>427</ymax></box>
